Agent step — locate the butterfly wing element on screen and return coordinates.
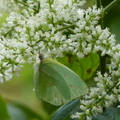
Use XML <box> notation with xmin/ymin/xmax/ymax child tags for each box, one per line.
<box><xmin>34</xmin><ymin>59</ymin><xmax>88</xmax><ymax>106</ymax></box>
<box><xmin>43</xmin><ymin>59</ymin><xmax>89</xmax><ymax>99</ymax></box>
<box><xmin>34</xmin><ymin>62</ymin><xmax>71</xmax><ymax>106</ymax></box>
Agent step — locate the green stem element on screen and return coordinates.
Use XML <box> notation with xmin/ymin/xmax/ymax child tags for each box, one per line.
<box><xmin>104</xmin><ymin>0</ymin><xmax>120</xmax><ymax>13</ymax></box>
<box><xmin>96</xmin><ymin>0</ymin><xmax>102</xmax><ymax>8</ymax></box>
<box><xmin>55</xmin><ymin>24</ymin><xmax>76</xmax><ymax>33</ymax></box>
<box><xmin>98</xmin><ymin>0</ymin><xmax>120</xmax><ymax>75</ymax></box>
<box><xmin>96</xmin><ymin>0</ymin><xmax>106</xmax><ymax>75</ymax></box>
<box><xmin>4</xmin><ymin>27</ymin><xmax>15</xmax><ymax>37</ymax></box>
<box><xmin>99</xmin><ymin>55</ymin><xmax>106</xmax><ymax>75</ymax></box>
<box><xmin>96</xmin><ymin>0</ymin><xmax>104</xmax><ymax>29</ymax></box>
<box><xmin>16</xmin><ymin>0</ymin><xmax>39</xmax><ymax>13</ymax></box>
<box><xmin>48</xmin><ymin>0</ymin><xmax>52</xmax><ymax>9</ymax></box>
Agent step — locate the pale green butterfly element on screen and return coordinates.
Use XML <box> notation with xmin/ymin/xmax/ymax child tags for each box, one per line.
<box><xmin>34</xmin><ymin>53</ymin><xmax>88</xmax><ymax>106</ymax></box>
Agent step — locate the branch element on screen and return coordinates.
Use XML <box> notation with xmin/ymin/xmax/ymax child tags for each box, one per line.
<box><xmin>96</xmin><ymin>0</ymin><xmax>102</xmax><ymax>8</ymax></box>
<box><xmin>16</xmin><ymin>0</ymin><xmax>39</xmax><ymax>13</ymax></box>
<box><xmin>104</xmin><ymin>0</ymin><xmax>120</xmax><ymax>13</ymax></box>
<box><xmin>54</xmin><ymin>24</ymin><xmax>76</xmax><ymax>33</ymax></box>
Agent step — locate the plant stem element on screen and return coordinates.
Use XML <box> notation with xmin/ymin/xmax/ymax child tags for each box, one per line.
<box><xmin>104</xmin><ymin>0</ymin><xmax>120</xmax><ymax>13</ymax></box>
<box><xmin>16</xmin><ymin>0</ymin><xmax>39</xmax><ymax>13</ymax></box>
<box><xmin>96</xmin><ymin>0</ymin><xmax>104</xmax><ymax>29</ymax></box>
<box><xmin>55</xmin><ymin>24</ymin><xmax>76</xmax><ymax>33</ymax></box>
<box><xmin>96</xmin><ymin>0</ymin><xmax>106</xmax><ymax>75</ymax></box>
<box><xmin>96</xmin><ymin>0</ymin><xmax>102</xmax><ymax>8</ymax></box>
<box><xmin>99</xmin><ymin>55</ymin><xmax>106</xmax><ymax>75</ymax></box>
<box><xmin>97</xmin><ymin>0</ymin><xmax>120</xmax><ymax>75</ymax></box>
<box><xmin>96</xmin><ymin>2</ymin><xmax>120</xmax><ymax>116</ymax></box>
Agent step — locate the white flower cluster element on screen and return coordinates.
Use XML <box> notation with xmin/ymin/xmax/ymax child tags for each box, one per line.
<box><xmin>0</xmin><ymin>0</ymin><xmax>120</xmax><ymax>119</ymax></box>
<box><xmin>72</xmin><ymin>72</ymin><xmax>120</xmax><ymax>120</ymax></box>
<box><xmin>0</xmin><ymin>0</ymin><xmax>102</xmax><ymax>83</ymax></box>
<box><xmin>0</xmin><ymin>0</ymin><xmax>22</xmax><ymax>11</ymax></box>
<box><xmin>70</xmin><ymin>22</ymin><xmax>120</xmax><ymax>119</ymax></box>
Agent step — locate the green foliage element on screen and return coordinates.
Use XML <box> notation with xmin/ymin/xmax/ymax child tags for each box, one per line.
<box><xmin>49</xmin><ymin>98</ymin><xmax>80</xmax><ymax>120</ymax></box>
<box><xmin>115</xmin><ymin>112</ymin><xmax>120</xmax><ymax>120</ymax></box>
<box><xmin>57</xmin><ymin>52</ymin><xmax>99</xmax><ymax>81</ymax></box>
<box><xmin>92</xmin><ymin>104</ymin><xmax>120</xmax><ymax>120</ymax></box>
<box><xmin>7</xmin><ymin>102</ymin><xmax>43</xmax><ymax>120</ymax></box>
<box><xmin>49</xmin><ymin>100</ymin><xmax>120</xmax><ymax>120</ymax></box>
<box><xmin>0</xmin><ymin>96</ymin><xmax>10</xmax><ymax>120</ymax></box>
<box><xmin>0</xmin><ymin>96</ymin><xmax>43</xmax><ymax>120</ymax></box>
<box><xmin>0</xmin><ymin>64</ymin><xmax>49</xmax><ymax>120</ymax></box>
<box><xmin>41</xmin><ymin>24</ymin><xmax>50</xmax><ymax>31</ymax></box>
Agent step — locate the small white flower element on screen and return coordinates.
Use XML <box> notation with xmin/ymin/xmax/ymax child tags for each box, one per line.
<box><xmin>86</xmin><ymin>109</ymin><xmax>90</xmax><ymax>114</ymax></box>
<box><xmin>118</xmin><ymin>105</ymin><xmax>120</xmax><ymax>108</ymax></box>
<box><xmin>80</xmin><ymin>105</ymin><xmax>86</xmax><ymax>111</ymax></box>
<box><xmin>86</xmin><ymin>116</ymin><xmax>92</xmax><ymax>120</ymax></box>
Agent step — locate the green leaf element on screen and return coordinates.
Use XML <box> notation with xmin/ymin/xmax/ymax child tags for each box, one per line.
<box><xmin>57</xmin><ymin>52</ymin><xmax>99</xmax><ymax>81</ymax></box>
<box><xmin>7</xmin><ymin>101</ymin><xmax>43</xmax><ymax>120</ymax></box>
<box><xmin>103</xmin><ymin>106</ymin><xmax>119</xmax><ymax>120</ymax></box>
<box><xmin>49</xmin><ymin>98</ymin><xmax>80</xmax><ymax>120</ymax></box>
<box><xmin>41</xmin><ymin>24</ymin><xmax>50</xmax><ymax>31</ymax></box>
<box><xmin>115</xmin><ymin>111</ymin><xmax>120</xmax><ymax>120</ymax></box>
<box><xmin>0</xmin><ymin>96</ymin><xmax>10</xmax><ymax>120</ymax></box>
<box><xmin>92</xmin><ymin>114</ymin><xmax>110</xmax><ymax>120</ymax></box>
<box><xmin>93</xmin><ymin>104</ymin><xmax>120</xmax><ymax>120</ymax></box>
<box><xmin>34</xmin><ymin>58</ymin><xmax>88</xmax><ymax>106</ymax></box>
